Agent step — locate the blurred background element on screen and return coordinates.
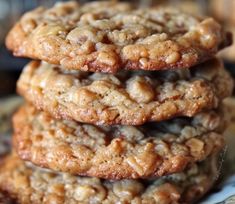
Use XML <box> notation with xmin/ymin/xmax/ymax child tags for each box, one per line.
<box><xmin>0</xmin><ymin>0</ymin><xmax>234</xmax><ymax>96</ymax></box>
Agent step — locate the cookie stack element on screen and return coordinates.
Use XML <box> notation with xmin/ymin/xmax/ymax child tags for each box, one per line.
<box><xmin>1</xmin><ymin>1</ymin><xmax>234</xmax><ymax>203</ymax></box>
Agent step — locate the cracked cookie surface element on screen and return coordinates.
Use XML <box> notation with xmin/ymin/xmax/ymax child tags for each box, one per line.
<box><xmin>0</xmin><ymin>153</ymin><xmax>219</xmax><ymax>204</ymax></box>
<box><xmin>13</xmin><ymin>104</ymin><xmax>226</xmax><ymax>179</ymax></box>
<box><xmin>17</xmin><ymin>58</ymin><xmax>233</xmax><ymax>125</ymax></box>
<box><xmin>6</xmin><ymin>1</ymin><xmax>230</xmax><ymax>73</ymax></box>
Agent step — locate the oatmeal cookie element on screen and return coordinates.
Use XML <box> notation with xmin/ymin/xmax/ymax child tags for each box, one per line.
<box><xmin>6</xmin><ymin>1</ymin><xmax>230</xmax><ymax>73</ymax></box>
<box><xmin>17</xmin><ymin>58</ymin><xmax>233</xmax><ymax>125</ymax></box>
<box><xmin>13</xmin><ymin>104</ymin><xmax>226</xmax><ymax>179</ymax></box>
<box><xmin>0</xmin><ymin>153</ymin><xmax>219</xmax><ymax>204</ymax></box>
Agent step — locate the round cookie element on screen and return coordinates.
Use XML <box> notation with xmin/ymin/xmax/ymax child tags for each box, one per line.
<box><xmin>0</xmin><ymin>153</ymin><xmax>220</xmax><ymax>204</ymax></box>
<box><xmin>6</xmin><ymin>1</ymin><xmax>230</xmax><ymax>73</ymax></box>
<box><xmin>13</xmin><ymin>104</ymin><xmax>226</xmax><ymax>179</ymax></box>
<box><xmin>17</xmin><ymin>58</ymin><xmax>233</xmax><ymax>126</ymax></box>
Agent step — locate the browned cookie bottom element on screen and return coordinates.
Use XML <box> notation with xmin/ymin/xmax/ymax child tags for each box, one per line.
<box><xmin>0</xmin><ymin>153</ymin><xmax>219</xmax><ymax>204</ymax></box>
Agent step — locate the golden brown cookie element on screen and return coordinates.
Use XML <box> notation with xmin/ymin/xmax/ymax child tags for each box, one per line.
<box><xmin>6</xmin><ymin>1</ymin><xmax>230</xmax><ymax>73</ymax></box>
<box><xmin>13</xmin><ymin>104</ymin><xmax>226</xmax><ymax>179</ymax></box>
<box><xmin>17</xmin><ymin>58</ymin><xmax>233</xmax><ymax>126</ymax></box>
<box><xmin>0</xmin><ymin>153</ymin><xmax>219</xmax><ymax>204</ymax></box>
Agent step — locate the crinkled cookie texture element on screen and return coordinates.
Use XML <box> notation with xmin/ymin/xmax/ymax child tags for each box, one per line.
<box><xmin>6</xmin><ymin>1</ymin><xmax>230</xmax><ymax>73</ymax></box>
<box><xmin>0</xmin><ymin>153</ymin><xmax>219</xmax><ymax>204</ymax></box>
<box><xmin>13</xmin><ymin>104</ymin><xmax>226</xmax><ymax>179</ymax></box>
<box><xmin>17</xmin><ymin>58</ymin><xmax>233</xmax><ymax>125</ymax></box>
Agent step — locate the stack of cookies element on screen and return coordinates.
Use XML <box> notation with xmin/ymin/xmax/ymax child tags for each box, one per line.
<box><xmin>1</xmin><ymin>1</ymin><xmax>234</xmax><ymax>203</ymax></box>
